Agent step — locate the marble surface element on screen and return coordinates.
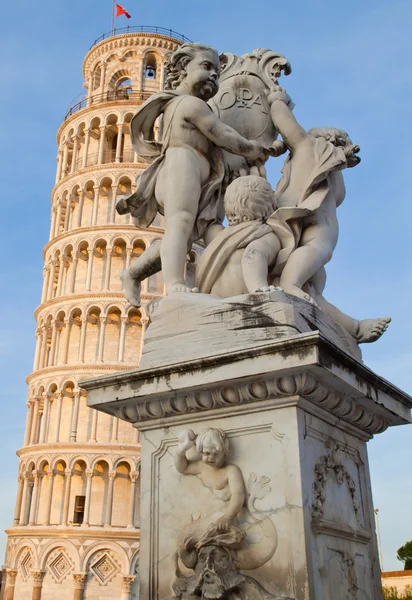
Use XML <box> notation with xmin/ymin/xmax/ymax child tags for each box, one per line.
<box><xmin>83</xmin><ymin>333</ymin><xmax>412</xmax><ymax>599</ymax></box>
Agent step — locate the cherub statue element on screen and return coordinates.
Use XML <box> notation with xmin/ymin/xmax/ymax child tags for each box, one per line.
<box><xmin>195</xmin><ymin>175</ymin><xmax>281</xmax><ymax>297</ymax></box>
<box><xmin>266</xmin><ymin>91</ymin><xmax>390</xmax><ymax>342</ymax></box>
<box><xmin>196</xmin><ymin>173</ymin><xmax>390</xmax><ymax>344</ymax></box>
<box><xmin>172</xmin><ymin>428</ymin><xmax>290</xmax><ymax>600</ymax></box>
<box><xmin>175</xmin><ymin>428</ymin><xmax>246</xmax><ymax>533</ymax></box>
<box><xmin>117</xmin><ymin>43</ymin><xmax>268</xmax><ymax>300</ymax></box>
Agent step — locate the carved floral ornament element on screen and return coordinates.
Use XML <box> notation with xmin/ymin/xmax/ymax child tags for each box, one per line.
<box><xmin>114</xmin><ymin>372</ymin><xmax>389</xmax><ymax>435</ymax></box>
<box><xmin>312</xmin><ymin>442</ymin><xmax>361</xmax><ymax>523</ymax></box>
<box><xmin>121</xmin><ymin>575</ymin><xmax>136</xmax><ymax>593</ymax></box>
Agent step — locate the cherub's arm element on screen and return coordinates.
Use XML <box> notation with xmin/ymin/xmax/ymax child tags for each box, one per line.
<box><xmin>241</xmin><ymin>233</ymin><xmax>279</xmax><ymax>293</ymax></box>
<box><xmin>268</xmin><ymin>91</ymin><xmax>308</xmax><ymax>151</ymax></box>
<box><xmin>174</xmin><ymin>429</ymin><xmax>202</xmax><ymax>476</ymax></box>
<box><xmin>185</xmin><ymin>97</ymin><xmax>265</xmax><ymax>161</ymax></box>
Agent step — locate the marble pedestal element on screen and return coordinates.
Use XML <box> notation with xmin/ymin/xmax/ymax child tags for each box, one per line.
<box><xmin>83</xmin><ymin>331</ymin><xmax>412</xmax><ymax>600</ymax></box>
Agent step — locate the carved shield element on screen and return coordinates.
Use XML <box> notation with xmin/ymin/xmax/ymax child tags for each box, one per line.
<box><xmin>209</xmin><ymin>48</ymin><xmax>291</xmax><ymax>176</ymax></box>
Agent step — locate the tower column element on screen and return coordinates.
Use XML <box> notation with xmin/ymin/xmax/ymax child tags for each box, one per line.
<box><xmin>28</xmin><ymin>471</ymin><xmax>41</xmax><ymax>525</ymax></box>
<box><xmin>61</xmin><ymin>318</ymin><xmax>71</xmax><ymax>364</ymax></box>
<box><xmin>69</xmin><ymin>391</ymin><xmax>81</xmax><ymax>442</ymax></box>
<box><xmin>76</xmin><ymin>190</ymin><xmax>85</xmax><ymax>228</ymax></box>
<box><xmin>39</xmin><ymin>394</ymin><xmax>50</xmax><ymax>443</ymax></box>
<box><xmin>82</xmin><ymin>129</ymin><xmax>91</xmax><ymax>168</ymax></box>
<box><xmin>43</xmin><ymin>469</ymin><xmax>55</xmax><ymax>525</ymax></box>
<box><xmin>54</xmin><ymin>392</ymin><xmax>63</xmax><ymax>441</ymax></box>
<box><xmin>55</xmin><ymin>200</ymin><xmax>63</xmax><ymax>237</ymax></box>
<box><xmin>4</xmin><ymin>569</ymin><xmax>18</xmax><ymax>600</ymax></box>
<box><xmin>57</xmin><ymin>256</ymin><xmax>66</xmax><ymax>296</ymax></box>
<box><xmin>85</xmin><ymin>249</ymin><xmax>94</xmax><ymax>291</ymax></box>
<box><xmin>118</xmin><ymin>316</ymin><xmax>128</xmax><ymax>362</ymax></box>
<box><xmin>103</xmin><ymin>247</ymin><xmax>113</xmax><ymax>290</ymax></box>
<box><xmin>24</xmin><ymin>400</ymin><xmax>35</xmax><ymax>446</ymax></box>
<box><xmin>13</xmin><ymin>475</ymin><xmax>24</xmax><ymax>525</ymax></box>
<box><xmin>120</xmin><ymin>575</ymin><xmax>136</xmax><ymax>600</ymax></box>
<box><xmin>47</xmin><ymin>260</ymin><xmax>57</xmax><ymax>300</ymax></box>
<box><xmin>104</xmin><ymin>470</ymin><xmax>116</xmax><ymax>526</ymax></box>
<box><xmin>55</xmin><ymin>150</ymin><xmax>63</xmax><ymax>183</ymax></box>
<box><xmin>82</xmin><ymin>469</ymin><xmax>94</xmax><ymax>527</ymax></box>
<box><xmin>91</xmin><ymin>185</ymin><xmax>100</xmax><ymax>225</ymax></box>
<box><xmin>49</xmin><ymin>207</ymin><xmax>57</xmax><ymax>239</ymax></box>
<box><xmin>61</xmin><ymin>142</ymin><xmax>69</xmax><ymax>176</ymax></box>
<box><xmin>41</xmin><ymin>267</ymin><xmax>50</xmax><ymax>303</ymax></box>
<box><xmin>70</xmin><ymin>135</ymin><xmax>79</xmax><ymax>173</ymax></box>
<box><xmin>19</xmin><ymin>474</ymin><xmax>30</xmax><ymax>525</ymax></box>
<box><xmin>115</xmin><ymin>124</ymin><xmax>124</xmax><ymax>161</ymax></box>
<box><xmin>63</xmin><ymin>196</ymin><xmax>71</xmax><ymax>231</ymax></box>
<box><xmin>97</xmin><ymin>316</ymin><xmax>107</xmax><ymax>362</ymax></box>
<box><xmin>62</xmin><ymin>469</ymin><xmax>73</xmax><ymax>525</ymax></box>
<box><xmin>72</xmin><ymin>574</ymin><xmax>87</xmax><ymax>600</ymax></box>
<box><xmin>39</xmin><ymin>326</ymin><xmax>49</xmax><ymax>369</ymax></box>
<box><xmin>31</xmin><ymin>570</ymin><xmax>45</xmax><ymax>600</ymax></box>
<box><xmin>97</xmin><ymin>125</ymin><xmax>106</xmax><ymax>164</ymax></box>
<box><xmin>110</xmin><ymin>185</ymin><xmax>118</xmax><ymax>223</ymax></box>
<box><xmin>33</xmin><ymin>330</ymin><xmax>41</xmax><ymax>370</ymax></box>
<box><xmin>79</xmin><ymin>316</ymin><xmax>88</xmax><ymax>362</ymax></box>
<box><xmin>90</xmin><ymin>408</ymin><xmax>98</xmax><ymax>442</ymax></box>
<box><xmin>30</xmin><ymin>399</ymin><xmax>40</xmax><ymax>444</ymax></box>
<box><xmin>69</xmin><ymin>251</ymin><xmax>79</xmax><ymax>293</ymax></box>
<box><xmin>127</xmin><ymin>471</ymin><xmax>138</xmax><ymax>528</ymax></box>
<box><xmin>48</xmin><ymin>320</ymin><xmax>58</xmax><ymax>366</ymax></box>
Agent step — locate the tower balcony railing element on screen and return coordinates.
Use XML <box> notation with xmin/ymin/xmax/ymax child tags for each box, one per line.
<box><xmin>89</xmin><ymin>25</ymin><xmax>191</xmax><ymax>49</ymax></box>
<box><xmin>72</xmin><ymin>149</ymin><xmax>151</xmax><ymax>172</ymax></box>
<box><xmin>64</xmin><ymin>89</ymin><xmax>153</xmax><ymax>120</ymax></box>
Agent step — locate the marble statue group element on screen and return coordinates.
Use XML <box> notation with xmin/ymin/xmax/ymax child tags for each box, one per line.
<box><xmin>114</xmin><ymin>42</ymin><xmax>393</xmax><ymax>599</ymax></box>
<box><xmin>117</xmin><ymin>42</ymin><xmax>390</xmax><ymax>347</ymax></box>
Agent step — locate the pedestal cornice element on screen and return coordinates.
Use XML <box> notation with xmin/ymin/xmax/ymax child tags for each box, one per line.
<box><xmin>83</xmin><ymin>332</ymin><xmax>412</xmax><ymax>436</ymax></box>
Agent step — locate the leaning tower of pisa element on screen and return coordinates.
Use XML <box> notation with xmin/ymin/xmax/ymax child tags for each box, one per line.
<box><xmin>1</xmin><ymin>27</ymin><xmax>189</xmax><ymax>600</ymax></box>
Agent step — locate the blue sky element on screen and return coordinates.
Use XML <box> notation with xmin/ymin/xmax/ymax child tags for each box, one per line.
<box><xmin>0</xmin><ymin>0</ymin><xmax>411</xmax><ymax>571</ymax></box>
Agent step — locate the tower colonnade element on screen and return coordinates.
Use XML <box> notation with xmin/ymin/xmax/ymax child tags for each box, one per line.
<box><xmin>2</xmin><ymin>28</ymin><xmax>187</xmax><ymax>600</ymax></box>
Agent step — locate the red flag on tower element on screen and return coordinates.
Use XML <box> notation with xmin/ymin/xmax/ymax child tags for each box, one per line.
<box><xmin>115</xmin><ymin>3</ymin><xmax>131</xmax><ymax>18</ymax></box>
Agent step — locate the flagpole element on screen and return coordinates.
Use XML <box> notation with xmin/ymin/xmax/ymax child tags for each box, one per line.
<box><xmin>111</xmin><ymin>0</ymin><xmax>115</xmax><ymax>36</ymax></box>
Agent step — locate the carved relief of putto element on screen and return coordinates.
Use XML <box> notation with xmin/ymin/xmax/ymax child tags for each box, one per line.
<box><xmin>168</xmin><ymin>427</ymin><xmax>294</xmax><ymax>600</ymax></box>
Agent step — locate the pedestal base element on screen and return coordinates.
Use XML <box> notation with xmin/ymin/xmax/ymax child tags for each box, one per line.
<box><xmin>83</xmin><ymin>333</ymin><xmax>412</xmax><ymax>600</ymax></box>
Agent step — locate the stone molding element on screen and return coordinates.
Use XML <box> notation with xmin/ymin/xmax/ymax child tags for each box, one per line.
<box><xmin>35</xmin><ymin>290</ymin><xmax>159</xmax><ymax>318</ymax></box>
<box><xmin>43</xmin><ymin>223</ymin><xmax>164</xmax><ymax>256</ymax></box>
<box><xmin>111</xmin><ymin>371</ymin><xmax>389</xmax><ymax>435</ymax></box>
<box><xmin>52</xmin><ymin>160</ymin><xmax>146</xmax><ymax>191</ymax></box>
<box><xmin>83</xmin><ymin>33</ymin><xmax>179</xmax><ymax>74</ymax></box>
<box><xmin>26</xmin><ymin>362</ymin><xmax>136</xmax><ymax>385</ymax></box>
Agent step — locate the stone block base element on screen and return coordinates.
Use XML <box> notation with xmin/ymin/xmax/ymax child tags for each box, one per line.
<box><xmin>84</xmin><ymin>333</ymin><xmax>412</xmax><ymax>600</ymax></box>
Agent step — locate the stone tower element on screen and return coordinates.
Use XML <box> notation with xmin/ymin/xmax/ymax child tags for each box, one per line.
<box><xmin>2</xmin><ymin>26</ymin><xmax>188</xmax><ymax>600</ymax></box>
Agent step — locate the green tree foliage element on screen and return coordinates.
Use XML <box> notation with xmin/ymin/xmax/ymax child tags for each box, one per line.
<box><xmin>397</xmin><ymin>542</ymin><xmax>412</xmax><ymax>570</ymax></box>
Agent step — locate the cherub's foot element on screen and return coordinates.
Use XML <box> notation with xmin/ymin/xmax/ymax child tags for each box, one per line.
<box><xmin>168</xmin><ymin>283</ymin><xmax>199</xmax><ymax>294</ymax></box>
<box><xmin>281</xmin><ymin>284</ymin><xmax>317</xmax><ymax>306</ymax></box>
<box><xmin>120</xmin><ymin>270</ymin><xmax>142</xmax><ymax>308</ymax></box>
<box><xmin>356</xmin><ymin>317</ymin><xmax>391</xmax><ymax>343</ymax></box>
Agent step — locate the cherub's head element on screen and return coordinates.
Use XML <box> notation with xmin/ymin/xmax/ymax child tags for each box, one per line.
<box><xmin>308</xmin><ymin>127</ymin><xmax>361</xmax><ymax>168</ymax></box>
<box><xmin>224</xmin><ymin>176</ymin><xmax>275</xmax><ymax>226</ymax></box>
<box><xmin>196</xmin><ymin>428</ymin><xmax>229</xmax><ymax>469</ymax></box>
<box><xmin>165</xmin><ymin>43</ymin><xmax>220</xmax><ymax>101</ymax></box>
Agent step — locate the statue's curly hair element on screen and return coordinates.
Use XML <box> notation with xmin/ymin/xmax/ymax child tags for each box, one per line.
<box><xmin>308</xmin><ymin>127</ymin><xmax>351</xmax><ymax>147</ymax></box>
<box><xmin>164</xmin><ymin>42</ymin><xmax>219</xmax><ymax>90</ymax></box>
<box><xmin>224</xmin><ymin>176</ymin><xmax>275</xmax><ymax>222</ymax></box>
